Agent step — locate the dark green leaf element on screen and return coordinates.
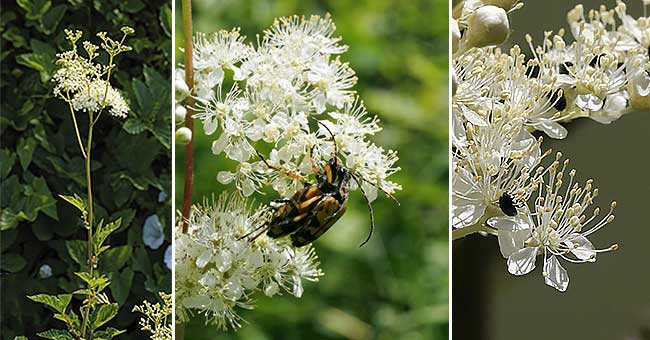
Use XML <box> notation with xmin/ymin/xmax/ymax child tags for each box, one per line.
<box><xmin>38</xmin><ymin>4</ymin><xmax>66</xmax><ymax>34</ymax></box>
<box><xmin>89</xmin><ymin>303</ymin><xmax>119</xmax><ymax>331</ymax></box>
<box><xmin>93</xmin><ymin>327</ymin><xmax>125</xmax><ymax>340</ymax></box>
<box><xmin>122</xmin><ymin>118</ymin><xmax>146</xmax><ymax>134</ymax></box>
<box><xmin>17</xmin><ymin>136</ymin><xmax>38</xmax><ymax>170</ymax></box>
<box><xmin>16</xmin><ymin>0</ymin><xmax>52</xmax><ymax>20</ymax></box>
<box><xmin>0</xmin><ymin>149</ymin><xmax>16</xmax><ymax>178</ymax></box>
<box><xmin>65</xmin><ymin>240</ymin><xmax>86</xmax><ymax>266</ymax></box>
<box><xmin>108</xmin><ymin>268</ymin><xmax>133</xmax><ymax>305</ymax></box>
<box><xmin>1</xmin><ymin>253</ymin><xmax>27</xmax><ymax>272</ymax></box>
<box><xmin>159</xmin><ymin>6</ymin><xmax>172</xmax><ymax>37</ymax></box>
<box><xmin>100</xmin><ymin>245</ymin><xmax>131</xmax><ymax>272</ymax></box>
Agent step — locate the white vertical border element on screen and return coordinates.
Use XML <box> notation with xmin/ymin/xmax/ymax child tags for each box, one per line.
<box><xmin>170</xmin><ymin>0</ymin><xmax>177</xmax><ymax>335</ymax></box>
<box><xmin>448</xmin><ymin>0</ymin><xmax>453</xmax><ymax>337</ymax></box>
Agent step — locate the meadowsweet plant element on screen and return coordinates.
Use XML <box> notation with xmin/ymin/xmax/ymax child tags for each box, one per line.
<box><xmin>133</xmin><ymin>292</ymin><xmax>172</xmax><ymax>340</ymax></box>
<box><xmin>452</xmin><ymin>0</ymin><xmax>648</xmax><ymax>291</ymax></box>
<box><xmin>26</xmin><ymin>27</ymin><xmax>134</xmax><ymax>339</ymax></box>
<box><xmin>175</xmin><ymin>14</ymin><xmax>401</xmax><ymax>329</ymax></box>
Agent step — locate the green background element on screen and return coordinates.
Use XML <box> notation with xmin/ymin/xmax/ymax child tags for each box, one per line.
<box><xmin>175</xmin><ymin>0</ymin><xmax>449</xmax><ymax>339</ymax></box>
<box><xmin>1</xmin><ymin>0</ymin><xmax>172</xmax><ymax>338</ymax></box>
<box><xmin>453</xmin><ymin>1</ymin><xmax>650</xmax><ymax>339</ymax></box>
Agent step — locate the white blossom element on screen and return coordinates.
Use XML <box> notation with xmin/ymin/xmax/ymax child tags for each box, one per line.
<box><xmin>488</xmin><ymin>154</ymin><xmax>618</xmax><ymax>291</ymax></box>
<box><xmin>174</xmin><ymin>193</ymin><xmax>323</xmax><ymax>329</ymax></box>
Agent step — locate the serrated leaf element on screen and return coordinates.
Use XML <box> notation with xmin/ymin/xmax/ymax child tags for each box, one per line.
<box><xmin>1</xmin><ymin>253</ymin><xmax>27</xmax><ymax>272</ymax></box>
<box><xmin>93</xmin><ymin>218</ymin><xmax>121</xmax><ymax>255</ymax></box>
<box><xmin>131</xmin><ymin>78</ymin><xmax>153</xmax><ymax>118</ymax></box>
<box><xmin>58</xmin><ymin>194</ymin><xmax>86</xmax><ymax>214</ymax></box>
<box><xmin>122</xmin><ymin>118</ymin><xmax>146</xmax><ymax>134</ymax></box>
<box><xmin>36</xmin><ymin>329</ymin><xmax>74</xmax><ymax>340</ymax></box>
<box><xmin>27</xmin><ymin>293</ymin><xmax>72</xmax><ymax>314</ymax></box>
<box><xmin>89</xmin><ymin>303</ymin><xmax>119</xmax><ymax>331</ymax></box>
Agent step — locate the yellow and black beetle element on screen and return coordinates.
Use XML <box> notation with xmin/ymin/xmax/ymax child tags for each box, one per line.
<box><xmin>242</xmin><ymin>122</ymin><xmax>397</xmax><ymax>247</ymax></box>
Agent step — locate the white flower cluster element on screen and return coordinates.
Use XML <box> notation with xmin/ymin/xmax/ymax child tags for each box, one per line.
<box><xmin>132</xmin><ymin>292</ymin><xmax>172</xmax><ymax>340</ymax></box>
<box><xmin>452</xmin><ymin>1</ymin><xmax>643</xmax><ymax>291</ymax></box>
<box><xmin>53</xmin><ymin>28</ymin><xmax>133</xmax><ymax>118</ymax></box>
<box><xmin>174</xmin><ymin>193</ymin><xmax>323</xmax><ymax>329</ymax></box>
<box><xmin>178</xmin><ymin>15</ymin><xmax>401</xmax><ymax>200</ymax></box>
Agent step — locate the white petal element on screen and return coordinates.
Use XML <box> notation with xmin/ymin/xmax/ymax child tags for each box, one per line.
<box><xmin>487</xmin><ymin>215</ymin><xmax>532</xmax><ymax>232</ymax></box>
<box><xmin>507</xmin><ymin>247</ymin><xmax>538</xmax><ymax>276</ymax></box>
<box><xmin>565</xmin><ymin>234</ymin><xmax>596</xmax><ymax>262</ymax></box>
<box><xmin>195</xmin><ymin>249</ymin><xmax>212</xmax><ymax>269</ymax></box>
<box><xmin>211</xmin><ymin>133</ymin><xmax>228</xmax><ymax>155</ymax></box>
<box><xmin>543</xmin><ymin>255</ymin><xmax>569</xmax><ymax>292</ymax></box>
<box><xmin>452</xmin><ymin>197</ymin><xmax>486</xmax><ymax>228</ymax></box>
<box><xmin>535</xmin><ymin>120</ymin><xmax>568</xmax><ymax>139</ymax></box>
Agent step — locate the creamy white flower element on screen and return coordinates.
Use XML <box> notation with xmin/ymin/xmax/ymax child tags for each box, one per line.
<box><xmin>192</xmin><ymin>15</ymin><xmax>400</xmax><ymax>200</ymax></box>
<box><xmin>174</xmin><ymin>193</ymin><xmax>323</xmax><ymax>329</ymax></box>
<box><xmin>488</xmin><ymin>154</ymin><xmax>618</xmax><ymax>292</ymax></box>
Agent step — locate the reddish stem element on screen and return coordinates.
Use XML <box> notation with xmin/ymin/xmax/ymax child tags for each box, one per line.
<box><xmin>181</xmin><ymin>0</ymin><xmax>194</xmax><ymax>234</ymax></box>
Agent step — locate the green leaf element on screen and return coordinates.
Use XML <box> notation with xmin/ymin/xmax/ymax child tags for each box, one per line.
<box><xmin>27</xmin><ymin>293</ymin><xmax>72</xmax><ymax>314</ymax></box>
<box><xmin>0</xmin><ymin>149</ymin><xmax>16</xmax><ymax>178</ymax></box>
<box><xmin>1</xmin><ymin>253</ymin><xmax>27</xmax><ymax>272</ymax></box>
<box><xmin>109</xmin><ymin>268</ymin><xmax>133</xmax><ymax>305</ymax></box>
<box><xmin>122</xmin><ymin>118</ymin><xmax>146</xmax><ymax>134</ymax></box>
<box><xmin>38</xmin><ymin>4</ymin><xmax>65</xmax><ymax>34</ymax></box>
<box><xmin>89</xmin><ymin>303</ymin><xmax>119</xmax><ymax>331</ymax></box>
<box><xmin>93</xmin><ymin>218</ymin><xmax>121</xmax><ymax>255</ymax></box>
<box><xmin>100</xmin><ymin>245</ymin><xmax>131</xmax><ymax>272</ymax></box>
<box><xmin>36</xmin><ymin>329</ymin><xmax>74</xmax><ymax>340</ymax></box>
<box><xmin>16</xmin><ymin>0</ymin><xmax>52</xmax><ymax>20</ymax></box>
<box><xmin>131</xmin><ymin>78</ymin><xmax>153</xmax><ymax>117</ymax></box>
<box><xmin>121</xmin><ymin>0</ymin><xmax>145</xmax><ymax>13</ymax></box>
<box><xmin>17</xmin><ymin>136</ymin><xmax>37</xmax><ymax>170</ymax></box>
<box><xmin>159</xmin><ymin>6</ymin><xmax>172</xmax><ymax>37</ymax></box>
<box><xmin>65</xmin><ymin>240</ymin><xmax>86</xmax><ymax>266</ymax></box>
<box><xmin>14</xmin><ymin>336</ymin><xmax>29</xmax><ymax>340</ymax></box>
<box><xmin>93</xmin><ymin>327</ymin><xmax>125</xmax><ymax>340</ymax></box>
<box><xmin>58</xmin><ymin>194</ymin><xmax>86</xmax><ymax>215</ymax></box>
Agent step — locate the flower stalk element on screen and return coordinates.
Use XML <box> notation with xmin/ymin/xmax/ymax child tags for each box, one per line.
<box><xmin>181</xmin><ymin>0</ymin><xmax>195</xmax><ymax>235</ymax></box>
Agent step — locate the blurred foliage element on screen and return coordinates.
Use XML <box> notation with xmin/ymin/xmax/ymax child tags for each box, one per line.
<box><xmin>1</xmin><ymin>0</ymin><xmax>172</xmax><ymax>338</ymax></box>
<box><xmin>175</xmin><ymin>0</ymin><xmax>448</xmax><ymax>339</ymax></box>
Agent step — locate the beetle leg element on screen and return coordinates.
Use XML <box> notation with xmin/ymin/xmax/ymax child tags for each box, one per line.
<box><xmin>355</xmin><ymin>174</ymin><xmax>400</xmax><ymax>206</ymax></box>
<box><xmin>238</xmin><ymin>222</ymin><xmax>269</xmax><ymax>241</ymax></box>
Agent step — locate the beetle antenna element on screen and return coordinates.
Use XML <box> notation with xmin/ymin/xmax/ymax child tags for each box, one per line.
<box><xmin>316</xmin><ymin>120</ymin><xmax>338</xmax><ymax>156</ymax></box>
<box><xmin>352</xmin><ymin>174</ymin><xmax>374</xmax><ymax>247</ymax></box>
<box><xmin>355</xmin><ymin>174</ymin><xmax>400</xmax><ymax>206</ymax></box>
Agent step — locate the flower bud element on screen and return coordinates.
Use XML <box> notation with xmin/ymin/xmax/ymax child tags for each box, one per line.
<box><xmin>175</xmin><ymin>69</ymin><xmax>190</xmax><ymax>101</ymax></box>
<box><xmin>175</xmin><ymin>127</ymin><xmax>192</xmax><ymax>145</ymax></box>
<box><xmin>466</xmin><ymin>5</ymin><xmax>510</xmax><ymax>48</ymax></box>
<box><xmin>175</xmin><ymin>104</ymin><xmax>187</xmax><ymax>124</ymax></box>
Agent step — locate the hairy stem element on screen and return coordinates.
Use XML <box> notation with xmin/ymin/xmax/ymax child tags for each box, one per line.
<box><xmin>181</xmin><ymin>0</ymin><xmax>195</xmax><ymax>235</ymax></box>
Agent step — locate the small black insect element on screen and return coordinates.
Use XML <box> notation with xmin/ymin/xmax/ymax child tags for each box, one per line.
<box><xmin>498</xmin><ymin>192</ymin><xmax>519</xmax><ymax>217</ymax></box>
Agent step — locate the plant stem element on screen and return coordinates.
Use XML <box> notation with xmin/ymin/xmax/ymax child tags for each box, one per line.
<box><xmin>451</xmin><ymin>205</ymin><xmax>500</xmax><ymax>241</ymax></box>
<box><xmin>80</xmin><ymin>112</ymin><xmax>95</xmax><ymax>339</ymax></box>
<box><xmin>181</xmin><ymin>0</ymin><xmax>195</xmax><ymax>235</ymax></box>
<box><xmin>66</xmin><ymin>95</ymin><xmax>87</xmax><ymax>159</ymax></box>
